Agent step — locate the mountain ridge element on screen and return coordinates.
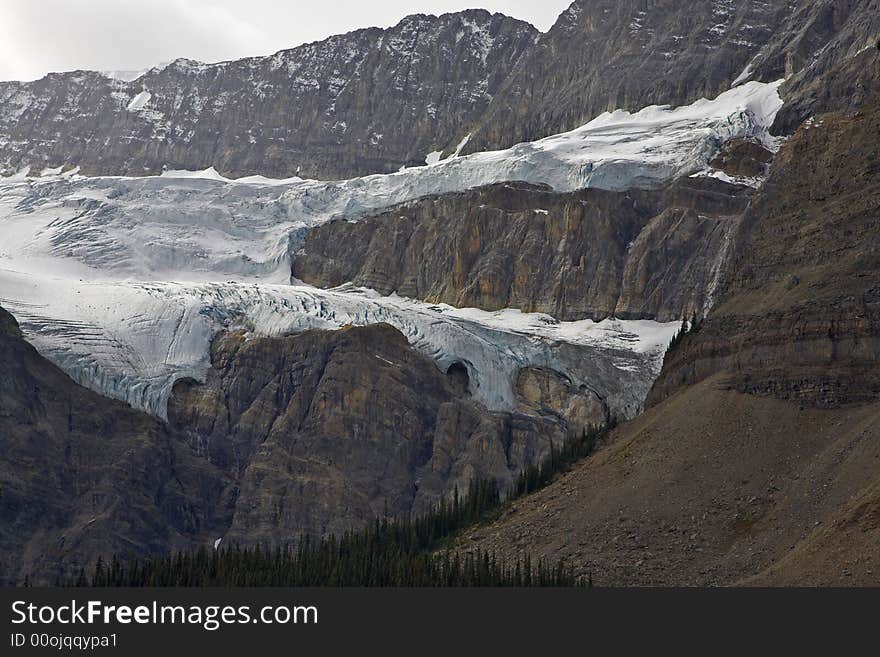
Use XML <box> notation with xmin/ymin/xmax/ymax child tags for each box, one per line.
<box><xmin>3</xmin><ymin>2</ymin><xmax>876</xmax><ymax>181</ymax></box>
<box><xmin>458</xmin><ymin>0</ymin><xmax>880</xmax><ymax>156</ymax></box>
<box><xmin>0</xmin><ymin>9</ymin><xmax>537</xmax><ymax>180</ymax></box>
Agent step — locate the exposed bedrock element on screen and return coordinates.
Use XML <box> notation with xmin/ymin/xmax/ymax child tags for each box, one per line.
<box><xmin>292</xmin><ymin>178</ymin><xmax>752</xmax><ymax>322</ymax></box>
<box><xmin>167</xmin><ymin>323</ymin><xmax>603</xmax><ymax>544</ymax></box>
<box><xmin>0</xmin><ymin>305</ymin><xmax>230</xmax><ymax>586</ymax></box>
<box><xmin>650</xmin><ymin>93</ymin><xmax>880</xmax><ymax>408</ymax></box>
<box><xmin>709</xmin><ymin>138</ymin><xmax>774</xmax><ymax>179</ymax></box>
<box><xmin>515</xmin><ymin>367</ymin><xmax>606</xmax><ymax>432</ymax></box>
<box><xmin>768</xmin><ymin>1</ymin><xmax>880</xmax><ymax>133</ymax></box>
<box><xmin>773</xmin><ymin>38</ymin><xmax>880</xmax><ymax>134</ymax></box>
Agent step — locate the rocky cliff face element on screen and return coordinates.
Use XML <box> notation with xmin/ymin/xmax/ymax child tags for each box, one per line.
<box><xmin>459</xmin><ymin>0</ymin><xmax>879</xmax><ymax>155</ymax></box>
<box><xmin>2</xmin><ymin>308</ymin><xmax>601</xmax><ymax>583</ymax></box>
<box><xmin>167</xmin><ymin>323</ymin><xmax>596</xmax><ymax>544</ymax></box>
<box><xmin>650</xmin><ymin>93</ymin><xmax>880</xmax><ymax>407</ymax></box>
<box><xmin>754</xmin><ymin>0</ymin><xmax>880</xmax><ymax>132</ymax></box>
<box><xmin>772</xmin><ymin>34</ymin><xmax>880</xmax><ymax>134</ymax></box>
<box><xmin>0</xmin><ymin>10</ymin><xmax>536</xmax><ymax>180</ymax></box>
<box><xmin>0</xmin><ymin>306</ymin><xmax>230</xmax><ymax>586</ymax></box>
<box><xmin>292</xmin><ymin>178</ymin><xmax>752</xmax><ymax>322</ymax></box>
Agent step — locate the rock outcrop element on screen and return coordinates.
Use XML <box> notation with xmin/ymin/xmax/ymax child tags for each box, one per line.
<box><xmin>166</xmin><ymin>323</ymin><xmax>594</xmax><ymax>544</ymax></box>
<box><xmin>756</xmin><ymin>0</ymin><xmax>880</xmax><ymax>133</ymax></box>
<box><xmin>650</xmin><ymin>94</ymin><xmax>880</xmax><ymax>407</ymax></box>
<box><xmin>515</xmin><ymin>367</ymin><xmax>606</xmax><ymax>431</ymax></box>
<box><xmin>292</xmin><ymin>179</ymin><xmax>752</xmax><ymax>322</ymax></box>
<box><xmin>0</xmin><ymin>10</ymin><xmax>536</xmax><ymax>180</ymax></box>
<box><xmin>772</xmin><ymin>37</ymin><xmax>880</xmax><ymax>134</ymax></box>
<box><xmin>709</xmin><ymin>139</ymin><xmax>773</xmax><ymax>179</ymax></box>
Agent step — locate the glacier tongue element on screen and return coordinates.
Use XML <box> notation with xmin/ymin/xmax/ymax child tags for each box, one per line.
<box><xmin>0</xmin><ymin>270</ymin><xmax>678</xmax><ymax>419</ymax></box>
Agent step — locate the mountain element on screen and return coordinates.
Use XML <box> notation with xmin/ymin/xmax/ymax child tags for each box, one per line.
<box><xmin>0</xmin><ymin>304</ymin><xmax>611</xmax><ymax>585</ymax></box>
<box><xmin>1</xmin><ymin>3</ymin><xmax>876</xmax><ymax>180</ymax></box>
<box><xmin>457</xmin><ymin>89</ymin><xmax>880</xmax><ymax>586</ymax></box>
<box><xmin>0</xmin><ymin>10</ymin><xmax>536</xmax><ymax>180</ymax></box>
<box><xmin>1</xmin><ymin>1</ymin><xmax>879</xmax><ymax>587</ymax></box>
<box><xmin>459</xmin><ymin>0</ymin><xmax>880</xmax><ymax>155</ymax></box>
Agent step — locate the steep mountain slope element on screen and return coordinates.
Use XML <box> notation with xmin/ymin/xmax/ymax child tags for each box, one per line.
<box><xmin>0</xmin><ymin>10</ymin><xmax>536</xmax><ymax>180</ymax></box>
<box><xmin>754</xmin><ymin>0</ymin><xmax>880</xmax><ymax>132</ymax></box>
<box><xmin>458</xmin><ymin>93</ymin><xmax>880</xmax><ymax>586</ymax></box>
<box><xmin>460</xmin><ymin>0</ymin><xmax>879</xmax><ymax>155</ymax></box>
<box><xmin>2</xmin><ymin>2</ymin><xmax>874</xmax><ymax>180</ymax></box>
<box><xmin>459</xmin><ymin>0</ymin><xmax>797</xmax><ymax>154</ymax></box>
<box><xmin>0</xmin><ymin>305</ymin><xmax>230</xmax><ymax>586</ymax></box>
<box><xmin>772</xmin><ymin>30</ymin><xmax>880</xmax><ymax>133</ymax></box>
<box><xmin>461</xmin><ymin>377</ymin><xmax>880</xmax><ymax>586</ymax></box>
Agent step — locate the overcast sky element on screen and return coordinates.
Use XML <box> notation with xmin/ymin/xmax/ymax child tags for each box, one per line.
<box><xmin>0</xmin><ymin>1</ymin><xmax>572</xmax><ymax>82</ymax></box>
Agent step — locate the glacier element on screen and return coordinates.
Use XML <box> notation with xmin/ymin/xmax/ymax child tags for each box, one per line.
<box><xmin>0</xmin><ymin>81</ymin><xmax>783</xmax><ymax>420</ymax></box>
<box><xmin>0</xmin><ymin>80</ymin><xmax>783</xmax><ymax>282</ymax></box>
<box><xmin>0</xmin><ymin>269</ymin><xmax>678</xmax><ymax>419</ymax></box>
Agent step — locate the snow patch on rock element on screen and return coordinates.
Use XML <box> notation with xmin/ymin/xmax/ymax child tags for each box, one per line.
<box><xmin>126</xmin><ymin>90</ymin><xmax>152</xmax><ymax>112</ymax></box>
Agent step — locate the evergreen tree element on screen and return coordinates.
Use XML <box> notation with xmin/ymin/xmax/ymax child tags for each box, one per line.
<box><xmin>71</xmin><ymin>420</ymin><xmax>616</xmax><ymax>588</ymax></box>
